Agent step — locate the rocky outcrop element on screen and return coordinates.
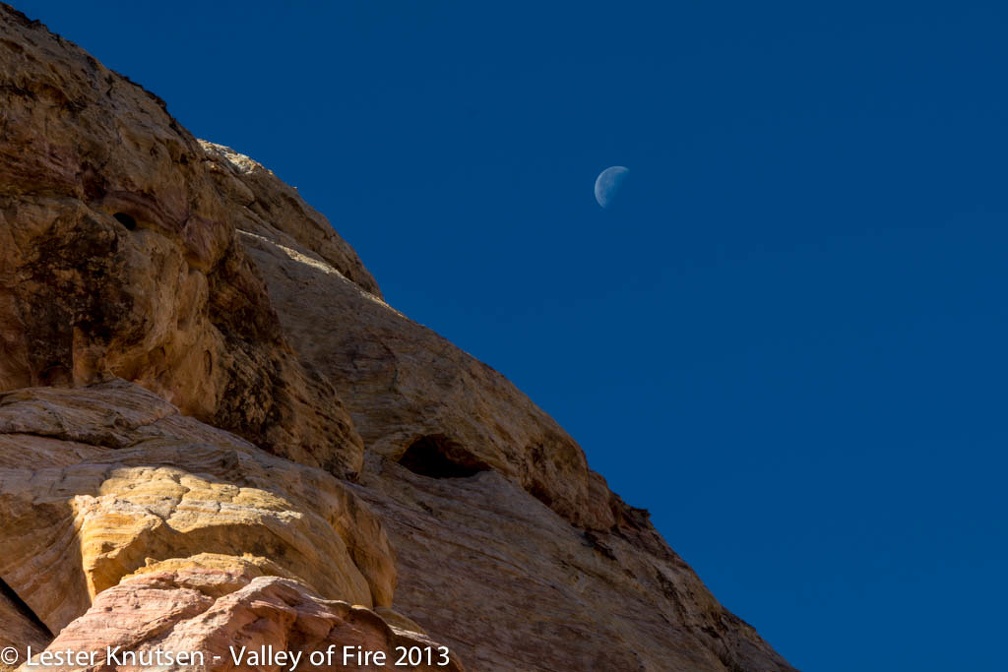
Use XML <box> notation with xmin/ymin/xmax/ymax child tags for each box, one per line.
<box><xmin>0</xmin><ymin>4</ymin><xmax>796</xmax><ymax>671</ymax></box>
<box><xmin>209</xmin><ymin>142</ymin><xmax>618</xmax><ymax>532</ymax></box>
<box><xmin>0</xmin><ymin>5</ymin><xmax>365</xmax><ymax>478</ymax></box>
<box><xmin>208</xmin><ymin>136</ymin><xmax>794</xmax><ymax>672</ymax></box>
<box><xmin>0</xmin><ymin>381</ymin><xmax>397</xmax><ymax>625</ymax></box>
<box><xmin>43</xmin><ymin>561</ymin><xmax>461</xmax><ymax>672</ymax></box>
<box><xmin>0</xmin><ymin>381</ymin><xmax>451</xmax><ymax>671</ymax></box>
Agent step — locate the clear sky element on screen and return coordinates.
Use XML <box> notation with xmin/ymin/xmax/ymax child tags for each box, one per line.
<box><xmin>16</xmin><ymin>2</ymin><xmax>1008</xmax><ymax>670</ymax></box>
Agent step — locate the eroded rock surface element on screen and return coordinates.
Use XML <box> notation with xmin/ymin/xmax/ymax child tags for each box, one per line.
<box><xmin>37</xmin><ymin>562</ymin><xmax>461</xmax><ymax>672</ymax></box>
<box><xmin>216</xmin><ymin>149</ymin><xmax>795</xmax><ymax>671</ymax></box>
<box><xmin>219</xmin><ymin>153</ymin><xmax>618</xmax><ymax>531</ymax></box>
<box><xmin>0</xmin><ymin>382</ymin><xmax>396</xmax><ymax>635</ymax></box>
<box><xmin>0</xmin><ymin>4</ymin><xmax>364</xmax><ymax>478</ymax></box>
<box><xmin>0</xmin><ymin>4</ymin><xmax>796</xmax><ymax>671</ymax></box>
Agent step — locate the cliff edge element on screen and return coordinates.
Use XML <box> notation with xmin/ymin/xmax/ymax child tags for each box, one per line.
<box><xmin>0</xmin><ymin>5</ymin><xmax>795</xmax><ymax>671</ymax></box>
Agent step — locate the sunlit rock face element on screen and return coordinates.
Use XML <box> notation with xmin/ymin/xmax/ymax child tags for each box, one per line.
<box><xmin>0</xmin><ymin>4</ymin><xmax>795</xmax><ymax>671</ymax></box>
<box><xmin>0</xmin><ymin>5</ymin><xmax>366</xmax><ymax>479</ymax></box>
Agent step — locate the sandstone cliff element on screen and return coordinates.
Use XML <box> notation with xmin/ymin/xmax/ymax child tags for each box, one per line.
<box><xmin>0</xmin><ymin>5</ymin><xmax>796</xmax><ymax>671</ymax></box>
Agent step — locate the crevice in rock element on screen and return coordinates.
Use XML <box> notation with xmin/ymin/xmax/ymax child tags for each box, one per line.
<box><xmin>112</xmin><ymin>212</ymin><xmax>137</xmax><ymax>230</ymax></box>
<box><xmin>0</xmin><ymin>430</ymin><xmax>123</xmax><ymax>451</ymax></box>
<box><xmin>397</xmin><ymin>434</ymin><xmax>489</xmax><ymax>479</ymax></box>
<box><xmin>0</xmin><ymin>573</ymin><xmax>53</xmax><ymax>639</ymax></box>
<box><xmin>527</xmin><ymin>480</ymin><xmax>554</xmax><ymax>509</ymax></box>
<box><xmin>582</xmin><ymin>530</ymin><xmax>618</xmax><ymax>561</ymax></box>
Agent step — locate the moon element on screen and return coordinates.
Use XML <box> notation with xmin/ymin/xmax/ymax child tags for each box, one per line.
<box><xmin>594</xmin><ymin>166</ymin><xmax>629</xmax><ymax>208</ymax></box>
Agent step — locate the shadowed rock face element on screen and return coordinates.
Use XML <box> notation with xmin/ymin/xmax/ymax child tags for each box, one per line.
<box><xmin>0</xmin><ymin>4</ymin><xmax>796</xmax><ymax>671</ymax></box>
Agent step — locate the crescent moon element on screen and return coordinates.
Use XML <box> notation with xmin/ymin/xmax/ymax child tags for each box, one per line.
<box><xmin>594</xmin><ymin>166</ymin><xmax>629</xmax><ymax>208</ymax></box>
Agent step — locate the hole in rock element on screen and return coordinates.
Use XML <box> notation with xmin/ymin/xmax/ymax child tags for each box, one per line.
<box><xmin>398</xmin><ymin>434</ymin><xmax>490</xmax><ymax>479</ymax></box>
<box><xmin>113</xmin><ymin>212</ymin><xmax>137</xmax><ymax>230</ymax></box>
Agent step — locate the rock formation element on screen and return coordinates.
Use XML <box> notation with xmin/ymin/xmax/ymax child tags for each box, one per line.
<box><xmin>0</xmin><ymin>4</ymin><xmax>796</xmax><ymax>670</ymax></box>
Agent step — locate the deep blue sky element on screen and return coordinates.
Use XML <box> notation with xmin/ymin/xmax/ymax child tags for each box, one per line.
<box><xmin>17</xmin><ymin>2</ymin><xmax>1008</xmax><ymax>670</ymax></box>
